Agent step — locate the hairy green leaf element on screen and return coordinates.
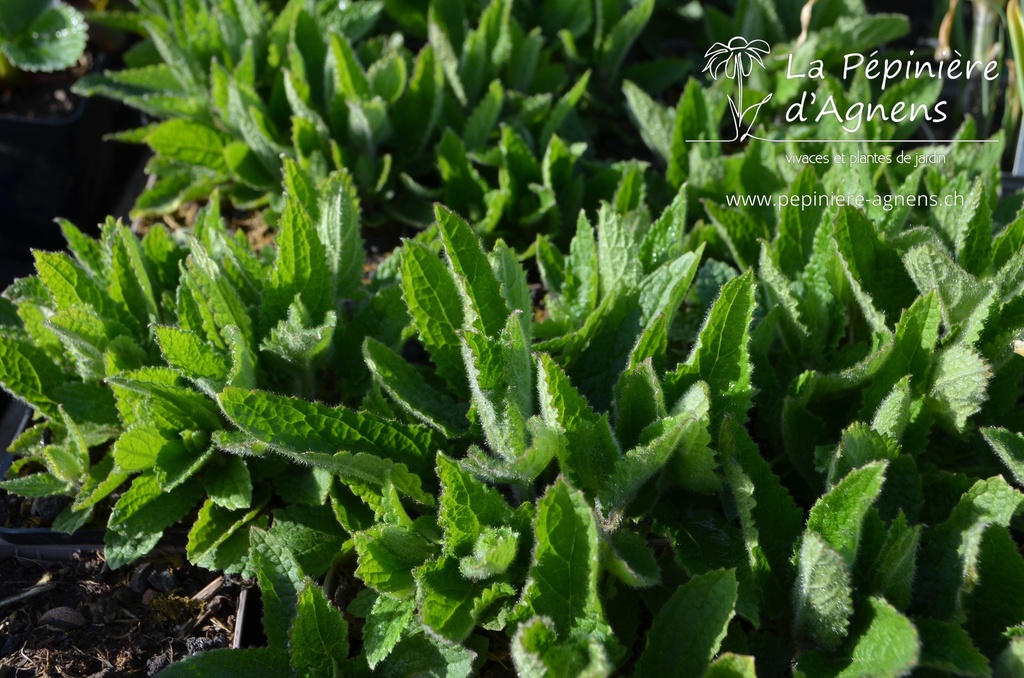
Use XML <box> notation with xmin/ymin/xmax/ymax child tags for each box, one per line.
<box><xmin>793</xmin><ymin>532</ymin><xmax>854</xmax><ymax>651</ymax></box>
<box><xmin>364</xmin><ymin>337</ymin><xmax>469</xmax><ymax>436</ymax></box>
<box><xmin>807</xmin><ymin>461</ymin><xmax>888</xmax><ymax>566</ymax></box>
<box><xmin>400</xmin><ymin>241</ymin><xmax>467</xmax><ymax>396</ymax></box>
<box><xmin>106</xmin><ymin>474</ymin><xmax>203</xmax><ymax>570</ymax></box>
<box><xmin>251</xmin><ymin>527</ymin><xmax>305</xmax><ymax>649</ymax></box>
<box><xmin>667</xmin><ymin>271</ymin><xmax>756</xmax><ymax>424</ymax></box>
<box><xmin>636</xmin><ymin>569</ymin><xmax>737</xmax><ymax>676</ymax></box>
<box><xmin>291</xmin><ymin>582</ymin><xmax>348</xmax><ymax>676</ymax></box>
<box><xmin>158</xmin><ymin>648</ymin><xmax>290</xmax><ymax>677</ymax></box>
<box><xmin>520</xmin><ymin>480</ymin><xmax>602</xmax><ymax>635</ymax></box>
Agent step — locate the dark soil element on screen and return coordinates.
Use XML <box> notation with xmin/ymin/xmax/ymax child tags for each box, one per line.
<box><xmin>0</xmin><ymin>54</ymin><xmax>92</xmax><ymax>121</ymax></box>
<box><xmin>132</xmin><ymin>196</ymin><xmax>402</xmax><ymax>274</ymax></box>
<box><xmin>0</xmin><ymin>491</ymin><xmax>76</xmax><ymax>531</ymax></box>
<box><xmin>133</xmin><ymin>200</ymin><xmax>278</xmax><ymax>253</ymax></box>
<box><xmin>0</xmin><ymin>550</ymin><xmax>245</xmax><ymax>677</ymax></box>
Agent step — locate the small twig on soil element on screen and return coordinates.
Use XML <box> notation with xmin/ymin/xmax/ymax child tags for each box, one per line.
<box><xmin>176</xmin><ymin>608</ymin><xmax>212</xmax><ymax>638</ymax></box>
<box><xmin>192</xmin><ymin>576</ymin><xmax>223</xmax><ymax>602</ymax></box>
<box><xmin>0</xmin><ymin>582</ymin><xmax>57</xmax><ymax>610</ymax></box>
<box><xmin>175</xmin><ymin>577</ymin><xmax>224</xmax><ymax>637</ymax></box>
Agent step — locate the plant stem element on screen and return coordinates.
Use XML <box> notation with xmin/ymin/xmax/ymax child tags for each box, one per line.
<box><xmin>1014</xmin><ymin>106</ymin><xmax>1024</xmax><ymax>175</ymax></box>
<box><xmin>737</xmin><ymin>73</ymin><xmax>745</xmax><ymax>128</ymax></box>
<box><xmin>972</xmin><ymin>0</ymin><xmax>998</xmax><ymax>132</ymax></box>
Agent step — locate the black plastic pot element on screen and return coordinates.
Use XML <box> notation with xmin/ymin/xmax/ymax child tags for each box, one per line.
<box><xmin>0</xmin><ymin>398</ymin><xmax>30</xmax><ymax>482</ymax></box>
<box><xmin>1</xmin><ymin>96</ymin><xmax>113</xmax><ymax>252</ymax></box>
<box><xmin>0</xmin><ymin>399</ymin><xmax>185</xmax><ymax>558</ymax></box>
<box><xmin>0</xmin><ymin>59</ymin><xmax>145</xmax><ymax>265</ymax></box>
<box><xmin>0</xmin><ymin>253</ymin><xmax>33</xmax><ymax>296</ymax></box>
<box><xmin>1003</xmin><ymin>174</ymin><xmax>1024</xmax><ymax>195</ymax></box>
<box><xmin>0</xmin><ymin>399</ymin><xmax>100</xmax><ymax>559</ymax></box>
<box><xmin>0</xmin><ymin>398</ymin><xmax>252</xmax><ymax>651</ymax></box>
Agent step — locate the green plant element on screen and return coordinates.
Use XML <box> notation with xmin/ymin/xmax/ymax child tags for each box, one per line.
<box><xmin>626</xmin><ymin>12</ymin><xmax>948</xmax><ymax>189</ymax></box>
<box><xmin>158</xmin><ymin>526</ymin><xmax>488</xmax><ymax>677</ymax></box>
<box><xmin>73</xmin><ymin>0</ymin><xmax>671</xmax><ymax>244</ymax></box>
<box><xmin>0</xmin><ymin>0</ymin><xmax>88</xmax><ymax>82</ymax></box>
<box><xmin>937</xmin><ymin>0</ymin><xmax>1007</xmax><ymax>133</ymax></box>
<box><xmin>626</xmin><ymin>42</ymin><xmax>1006</xmax><ymax>276</ymax></box>
<box><xmin>5</xmin><ymin>4</ymin><xmax>1024</xmax><ymax>673</ymax></box>
<box><xmin>153</xmin><ymin>160</ymin><xmax>1024</xmax><ymax>675</ymax></box>
<box><xmin>1006</xmin><ymin>0</ymin><xmax>1024</xmax><ymax>172</ymax></box>
<box><xmin>0</xmin><ymin>159</ymin><xmax>424</xmax><ymax>572</ymax></box>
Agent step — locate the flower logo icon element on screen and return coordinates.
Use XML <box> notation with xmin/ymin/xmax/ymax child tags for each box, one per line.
<box><xmin>703</xmin><ymin>37</ymin><xmax>770</xmax><ymax>79</ymax></box>
<box><xmin>701</xmin><ymin>37</ymin><xmax>773</xmax><ymax>141</ymax></box>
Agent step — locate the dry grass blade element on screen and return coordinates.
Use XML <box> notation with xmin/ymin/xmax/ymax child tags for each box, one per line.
<box><xmin>935</xmin><ymin>0</ymin><xmax>961</xmax><ymax>60</ymax></box>
<box><xmin>191</xmin><ymin>575</ymin><xmax>223</xmax><ymax>602</ymax></box>
<box><xmin>798</xmin><ymin>0</ymin><xmax>820</xmax><ymax>47</ymax></box>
